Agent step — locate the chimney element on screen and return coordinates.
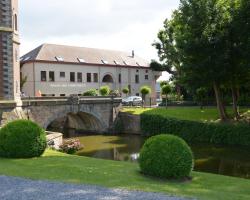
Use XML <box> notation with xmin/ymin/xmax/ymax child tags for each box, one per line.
<box><xmin>132</xmin><ymin>50</ymin><xmax>135</xmax><ymax>58</ymax></box>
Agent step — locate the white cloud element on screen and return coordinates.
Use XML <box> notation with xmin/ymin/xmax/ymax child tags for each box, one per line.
<box><xmin>19</xmin><ymin>0</ymin><xmax>180</xmax><ymax>80</ymax></box>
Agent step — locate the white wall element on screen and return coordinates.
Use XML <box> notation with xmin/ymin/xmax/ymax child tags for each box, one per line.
<box><xmin>21</xmin><ymin>62</ymin><xmax>159</xmax><ymax>98</ymax></box>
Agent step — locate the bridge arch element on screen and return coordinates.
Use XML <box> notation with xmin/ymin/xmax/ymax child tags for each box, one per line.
<box><xmin>45</xmin><ymin>110</ymin><xmax>107</xmax><ymax>134</ymax></box>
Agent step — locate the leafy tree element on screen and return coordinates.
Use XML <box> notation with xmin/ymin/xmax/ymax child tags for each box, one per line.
<box><xmin>122</xmin><ymin>87</ymin><xmax>129</xmax><ymax>96</ymax></box>
<box><xmin>140</xmin><ymin>86</ymin><xmax>151</xmax><ymax>107</ymax></box>
<box><xmin>99</xmin><ymin>86</ymin><xmax>110</xmax><ymax>96</ymax></box>
<box><xmin>159</xmin><ymin>81</ymin><xmax>169</xmax><ymax>88</ymax></box>
<box><xmin>161</xmin><ymin>84</ymin><xmax>172</xmax><ymax>108</ymax></box>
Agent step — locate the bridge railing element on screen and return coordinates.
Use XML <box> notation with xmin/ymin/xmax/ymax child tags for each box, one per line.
<box><xmin>21</xmin><ymin>96</ymin><xmax>121</xmax><ymax>101</ymax></box>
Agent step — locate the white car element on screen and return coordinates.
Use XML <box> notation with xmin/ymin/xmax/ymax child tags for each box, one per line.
<box><xmin>122</xmin><ymin>96</ymin><xmax>143</xmax><ymax>106</ymax></box>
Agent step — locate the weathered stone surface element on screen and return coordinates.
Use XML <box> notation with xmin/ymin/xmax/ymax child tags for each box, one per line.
<box><xmin>117</xmin><ymin>112</ymin><xmax>141</xmax><ymax>134</ymax></box>
<box><xmin>46</xmin><ymin>131</ymin><xmax>63</xmax><ymax>150</ymax></box>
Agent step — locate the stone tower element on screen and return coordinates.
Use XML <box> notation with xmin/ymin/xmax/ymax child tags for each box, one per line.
<box><xmin>0</xmin><ymin>0</ymin><xmax>20</xmax><ymax>100</ymax></box>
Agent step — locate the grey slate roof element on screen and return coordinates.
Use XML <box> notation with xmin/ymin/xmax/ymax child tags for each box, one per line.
<box><xmin>21</xmin><ymin>43</ymin><xmax>150</xmax><ymax>67</ymax></box>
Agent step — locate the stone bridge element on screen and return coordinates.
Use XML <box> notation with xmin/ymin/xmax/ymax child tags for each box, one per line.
<box><xmin>0</xmin><ymin>96</ymin><xmax>122</xmax><ymax>133</ymax></box>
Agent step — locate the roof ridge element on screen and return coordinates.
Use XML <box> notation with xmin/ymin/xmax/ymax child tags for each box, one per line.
<box><xmin>39</xmin><ymin>43</ymin><xmax>140</xmax><ymax>57</ymax></box>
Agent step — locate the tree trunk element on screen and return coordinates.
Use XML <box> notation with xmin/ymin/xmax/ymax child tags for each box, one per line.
<box><xmin>231</xmin><ymin>86</ymin><xmax>240</xmax><ymax>120</ymax></box>
<box><xmin>213</xmin><ymin>82</ymin><xmax>228</xmax><ymax>121</ymax></box>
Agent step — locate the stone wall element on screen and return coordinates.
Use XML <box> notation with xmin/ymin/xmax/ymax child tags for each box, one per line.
<box><xmin>116</xmin><ymin>112</ymin><xmax>141</xmax><ymax>134</ymax></box>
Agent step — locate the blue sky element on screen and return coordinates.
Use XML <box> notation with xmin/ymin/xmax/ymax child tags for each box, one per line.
<box><xmin>19</xmin><ymin>0</ymin><xmax>180</xmax><ymax>80</ymax></box>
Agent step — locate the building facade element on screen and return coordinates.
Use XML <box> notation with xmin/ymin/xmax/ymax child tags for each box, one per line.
<box><xmin>0</xmin><ymin>0</ymin><xmax>20</xmax><ymax>100</ymax></box>
<box><xmin>21</xmin><ymin>44</ymin><xmax>161</xmax><ymax>100</ymax></box>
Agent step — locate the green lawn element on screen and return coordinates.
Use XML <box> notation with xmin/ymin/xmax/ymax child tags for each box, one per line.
<box><xmin>122</xmin><ymin>107</ymin><xmax>249</xmax><ymax>122</ymax></box>
<box><xmin>0</xmin><ymin>150</ymin><xmax>249</xmax><ymax>200</ymax></box>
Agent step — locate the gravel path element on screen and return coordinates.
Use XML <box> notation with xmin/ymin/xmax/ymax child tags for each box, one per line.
<box><xmin>0</xmin><ymin>175</ymin><xmax>192</xmax><ymax>200</ymax></box>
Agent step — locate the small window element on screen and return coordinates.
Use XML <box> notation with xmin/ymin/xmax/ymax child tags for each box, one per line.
<box><xmin>60</xmin><ymin>94</ymin><xmax>66</xmax><ymax>97</ymax></box>
<box><xmin>94</xmin><ymin>73</ymin><xmax>98</xmax><ymax>83</ymax></box>
<box><xmin>136</xmin><ymin>93</ymin><xmax>140</xmax><ymax>96</ymax></box>
<box><xmin>78</xmin><ymin>58</ymin><xmax>85</xmax><ymax>63</ymax></box>
<box><xmin>146</xmin><ymin>70</ymin><xmax>148</xmax><ymax>73</ymax></box>
<box><xmin>119</xmin><ymin>73</ymin><xmax>121</xmax><ymax>83</ymax></box>
<box><xmin>145</xmin><ymin>75</ymin><xmax>149</xmax><ymax>80</ymax></box>
<box><xmin>60</xmin><ymin>72</ymin><xmax>65</xmax><ymax>78</ymax></box>
<box><xmin>77</xmin><ymin>72</ymin><xmax>82</xmax><ymax>82</ymax></box>
<box><xmin>87</xmin><ymin>73</ymin><xmax>91</xmax><ymax>82</ymax></box>
<box><xmin>49</xmin><ymin>71</ymin><xmax>55</xmax><ymax>82</ymax></box>
<box><xmin>41</xmin><ymin>71</ymin><xmax>46</xmax><ymax>82</ymax></box>
<box><xmin>70</xmin><ymin>72</ymin><xmax>75</xmax><ymax>82</ymax></box>
<box><xmin>55</xmin><ymin>56</ymin><xmax>64</xmax><ymax>62</ymax></box>
<box><xmin>135</xmin><ymin>74</ymin><xmax>139</xmax><ymax>84</ymax></box>
<box><xmin>101</xmin><ymin>60</ymin><xmax>108</xmax><ymax>64</ymax></box>
<box><xmin>14</xmin><ymin>14</ymin><xmax>18</xmax><ymax>31</ymax></box>
<box><xmin>136</xmin><ymin>69</ymin><xmax>139</xmax><ymax>73</ymax></box>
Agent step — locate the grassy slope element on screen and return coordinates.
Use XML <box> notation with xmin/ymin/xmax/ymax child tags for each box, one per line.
<box><xmin>0</xmin><ymin>150</ymin><xmax>249</xmax><ymax>200</ymax></box>
<box><xmin>122</xmin><ymin>107</ymin><xmax>249</xmax><ymax>122</ymax></box>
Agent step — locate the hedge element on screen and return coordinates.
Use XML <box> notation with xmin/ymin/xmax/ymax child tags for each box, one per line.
<box><xmin>141</xmin><ymin>112</ymin><xmax>250</xmax><ymax>146</ymax></box>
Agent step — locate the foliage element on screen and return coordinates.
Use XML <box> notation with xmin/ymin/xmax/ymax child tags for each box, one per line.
<box><xmin>99</xmin><ymin>86</ymin><xmax>110</xmax><ymax>96</ymax></box>
<box><xmin>0</xmin><ymin>120</ymin><xmax>46</xmax><ymax>158</ymax></box>
<box><xmin>83</xmin><ymin>89</ymin><xmax>98</xmax><ymax>96</ymax></box>
<box><xmin>141</xmin><ymin>110</ymin><xmax>250</xmax><ymax>146</ymax></box>
<box><xmin>161</xmin><ymin>84</ymin><xmax>172</xmax><ymax>95</ymax></box>
<box><xmin>59</xmin><ymin>139</ymin><xmax>83</xmax><ymax>154</ymax></box>
<box><xmin>122</xmin><ymin>87</ymin><xmax>129</xmax><ymax>95</ymax></box>
<box><xmin>139</xmin><ymin>134</ymin><xmax>193</xmax><ymax>179</ymax></box>
<box><xmin>0</xmin><ymin>149</ymin><xmax>250</xmax><ymax>200</ymax></box>
<box><xmin>140</xmin><ymin>86</ymin><xmax>151</xmax><ymax>96</ymax></box>
<box><xmin>153</xmin><ymin>0</ymin><xmax>250</xmax><ymax>120</ymax></box>
<box><xmin>159</xmin><ymin>81</ymin><xmax>169</xmax><ymax>88</ymax></box>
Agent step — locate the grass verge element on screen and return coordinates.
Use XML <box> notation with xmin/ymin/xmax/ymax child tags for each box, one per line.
<box><xmin>122</xmin><ymin>107</ymin><xmax>249</xmax><ymax>122</ymax></box>
<box><xmin>0</xmin><ymin>149</ymin><xmax>249</xmax><ymax>200</ymax></box>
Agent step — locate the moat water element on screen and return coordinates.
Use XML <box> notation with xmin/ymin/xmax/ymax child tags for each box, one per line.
<box><xmin>71</xmin><ymin>134</ymin><xmax>250</xmax><ymax>179</ymax></box>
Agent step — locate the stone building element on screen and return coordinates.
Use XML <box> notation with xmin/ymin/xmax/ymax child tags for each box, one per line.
<box><xmin>0</xmin><ymin>0</ymin><xmax>20</xmax><ymax>100</ymax></box>
<box><xmin>21</xmin><ymin>43</ymin><xmax>161</xmax><ymax>100</ymax></box>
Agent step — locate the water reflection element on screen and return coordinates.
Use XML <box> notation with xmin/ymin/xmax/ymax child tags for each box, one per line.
<box><xmin>74</xmin><ymin>134</ymin><xmax>250</xmax><ymax>179</ymax></box>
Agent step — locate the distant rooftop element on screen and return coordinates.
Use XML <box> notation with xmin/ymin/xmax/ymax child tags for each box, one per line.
<box><xmin>21</xmin><ymin>43</ymin><xmax>150</xmax><ymax>67</ymax></box>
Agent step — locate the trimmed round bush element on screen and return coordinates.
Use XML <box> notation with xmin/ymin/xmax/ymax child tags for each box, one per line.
<box><xmin>139</xmin><ymin>134</ymin><xmax>193</xmax><ymax>179</ymax></box>
<box><xmin>99</xmin><ymin>86</ymin><xmax>110</xmax><ymax>96</ymax></box>
<box><xmin>83</xmin><ymin>89</ymin><xmax>98</xmax><ymax>96</ymax></box>
<box><xmin>0</xmin><ymin>120</ymin><xmax>47</xmax><ymax>158</ymax></box>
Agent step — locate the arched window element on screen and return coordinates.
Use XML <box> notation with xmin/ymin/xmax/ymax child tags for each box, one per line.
<box><xmin>14</xmin><ymin>14</ymin><xmax>18</xmax><ymax>31</ymax></box>
<box><xmin>102</xmin><ymin>74</ymin><xmax>114</xmax><ymax>83</ymax></box>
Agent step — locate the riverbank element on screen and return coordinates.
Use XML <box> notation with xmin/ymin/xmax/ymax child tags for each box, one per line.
<box><xmin>0</xmin><ymin>149</ymin><xmax>249</xmax><ymax>200</ymax></box>
<box><xmin>119</xmin><ymin>107</ymin><xmax>250</xmax><ymax>147</ymax></box>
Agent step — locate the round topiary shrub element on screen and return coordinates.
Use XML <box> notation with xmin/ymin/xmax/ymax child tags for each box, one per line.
<box><xmin>0</xmin><ymin>120</ymin><xmax>47</xmax><ymax>158</ymax></box>
<box><xmin>139</xmin><ymin>134</ymin><xmax>193</xmax><ymax>179</ymax></box>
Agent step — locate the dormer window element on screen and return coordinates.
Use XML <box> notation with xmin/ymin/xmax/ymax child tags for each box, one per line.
<box><xmin>123</xmin><ymin>61</ymin><xmax>128</xmax><ymax>65</ymax></box>
<box><xmin>136</xmin><ymin>62</ymin><xmax>140</xmax><ymax>66</ymax></box>
<box><xmin>23</xmin><ymin>56</ymin><xmax>30</xmax><ymax>61</ymax></box>
<box><xmin>78</xmin><ymin>58</ymin><xmax>85</xmax><ymax>63</ymax></box>
<box><xmin>55</xmin><ymin>56</ymin><xmax>64</xmax><ymax>62</ymax></box>
<box><xmin>114</xmin><ymin>60</ymin><xmax>120</xmax><ymax>65</ymax></box>
<box><xmin>101</xmin><ymin>60</ymin><xmax>108</xmax><ymax>64</ymax></box>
